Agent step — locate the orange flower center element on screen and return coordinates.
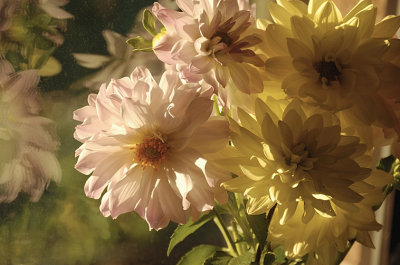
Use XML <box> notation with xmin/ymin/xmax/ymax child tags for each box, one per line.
<box><xmin>133</xmin><ymin>137</ymin><xmax>169</xmax><ymax>169</ymax></box>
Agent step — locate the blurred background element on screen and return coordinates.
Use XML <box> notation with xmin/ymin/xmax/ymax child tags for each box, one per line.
<box><xmin>0</xmin><ymin>0</ymin><xmax>399</xmax><ymax>264</ymax></box>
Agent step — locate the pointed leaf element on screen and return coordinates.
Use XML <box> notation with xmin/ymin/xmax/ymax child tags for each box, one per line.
<box><xmin>205</xmin><ymin>252</ymin><xmax>233</xmax><ymax>265</ymax></box>
<box><xmin>227</xmin><ymin>250</ymin><xmax>254</xmax><ymax>265</ymax></box>
<box><xmin>142</xmin><ymin>9</ymin><xmax>157</xmax><ymax>36</ymax></box>
<box><xmin>177</xmin><ymin>245</ymin><xmax>220</xmax><ymax>265</ymax></box>
<box><xmin>126</xmin><ymin>36</ymin><xmax>153</xmax><ymax>52</ymax></box>
<box><xmin>168</xmin><ymin>212</ymin><xmax>215</xmax><ymax>255</ymax></box>
<box><xmin>246</xmin><ymin>214</ymin><xmax>268</xmax><ymax>250</ymax></box>
<box><xmin>273</xmin><ymin>246</ymin><xmax>286</xmax><ymax>264</ymax></box>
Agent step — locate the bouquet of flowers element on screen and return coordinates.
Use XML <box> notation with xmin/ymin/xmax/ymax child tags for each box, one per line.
<box><xmin>1</xmin><ymin>0</ymin><xmax>400</xmax><ymax>264</ymax></box>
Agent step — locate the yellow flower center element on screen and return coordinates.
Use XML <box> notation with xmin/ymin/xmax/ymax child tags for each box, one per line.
<box><xmin>133</xmin><ymin>137</ymin><xmax>169</xmax><ymax>169</ymax></box>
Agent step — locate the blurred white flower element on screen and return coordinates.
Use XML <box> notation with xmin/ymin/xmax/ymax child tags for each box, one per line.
<box><xmin>0</xmin><ymin>0</ymin><xmax>16</xmax><ymax>39</ymax></box>
<box><xmin>38</xmin><ymin>0</ymin><xmax>73</xmax><ymax>19</ymax></box>
<box><xmin>73</xmin><ymin>29</ymin><xmax>163</xmax><ymax>90</ymax></box>
<box><xmin>0</xmin><ymin>59</ymin><xmax>61</xmax><ymax>203</ymax></box>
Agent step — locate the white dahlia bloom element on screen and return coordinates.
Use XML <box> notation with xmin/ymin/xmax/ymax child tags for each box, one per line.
<box><xmin>74</xmin><ymin>67</ymin><xmax>230</xmax><ymax>230</ymax></box>
<box><xmin>152</xmin><ymin>0</ymin><xmax>266</xmax><ymax>94</ymax></box>
<box><xmin>0</xmin><ymin>59</ymin><xmax>61</xmax><ymax>203</ymax></box>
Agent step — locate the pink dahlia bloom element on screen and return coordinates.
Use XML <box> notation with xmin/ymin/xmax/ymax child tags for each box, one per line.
<box><xmin>74</xmin><ymin>67</ymin><xmax>230</xmax><ymax>230</ymax></box>
<box><xmin>152</xmin><ymin>0</ymin><xmax>265</xmax><ymax>94</ymax></box>
<box><xmin>0</xmin><ymin>59</ymin><xmax>61</xmax><ymax>202</ymax></box>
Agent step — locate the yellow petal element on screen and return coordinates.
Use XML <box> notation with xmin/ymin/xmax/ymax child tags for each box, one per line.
<box><xmin>343</xmin><ymin>0</ymin><xmax>372</xmax><ymax>22</ymax></box>
<box><xmin>232</xmin><ymin>126</ymin><xmax>264</xmax><ymax>157</ymax></box>
<box><xmin>277</xmin><ymin>0</ymin><xmax>306</xmax><ymax>16</ymax></box>
<box><xmin>264</xmin><ymin>23</ymin><xmax>292</xmax><ymax>56</ymax></box>
<box><xmin>291</xmin><ymin>16</ymin><xmax>315</xmax><ymax>48</ymax></box>
<box><xmin>260</xmin><ymin>113</ymin><xmax>281</xmax><ymax>145</ymax></box>
<box><xmin>268</xmin><ymin>1</ymin><xmax>292</xmax><ymax>26</ymax></box>
<box><xmin>282</xmin><ymin>108</ymin><xmax>304</xmax><ymax>144</ymax></box>
<box><xmin>240</xmin><ymin>164</ymin><xmax>269</xmax><ymax>181</ymax></box>
<box><xmin>356</xmin><ymin>231</ymin><xmax>375</xmax><ymax>248</ymax></box>
<box><xmin>265</xmin><ymin>56</ymin><xmax>294</xmax><ymax>81</ymax></box>
<box><xmin>354</xmin><ymin>5</ymin><xmax>377</xmax><ymax>40</ymax></box>
<box><xmin>287</xmin><ymin>38</ymin><xmax>314</xmax><ymax>59</ymax></box>
<box><xmin>314</xmin><ymin>0</ymin><xmax>342</xmax><ymax>32</ymax></box>
<box><xmin>308</xmin><ymin>0</ymin><xmax>326</xmax><ymax>16</ymax></box>
<box><xmin>312</xmin><ymin>199</ymin><xmax>336</xmax><ymax>217</ymax></box>
<box><xmin>222</xmin><ymin>176</ymin><xmax>253</xmax><ymax>192</ymax></box>
<box><xmin>247</xmin><ymin>196</ymin><xmax>274</xmax><ymax>215</ymax></box>
<box><xmin>256</xmin><ymin>18</ymin><xmax>270</xmax><ymax>30</ymax></box>
<box><xmin>372</xmin><ymin>15</ymin><xmax>400</xmax><ymax>38</ymax></box>
<box><xmin>255</xmin><ymin>97</ymin><xmax>280</xmax><ymax>125</ymax></box>
<box><xmin>237</xmin><ymin>107</ymin><xmax>259</xmax><ymax>135</ymax></box>
<box><xmin>229</xmin><ymin>63</ymin><xmax>250</xmax><ymax>94</ymax></box>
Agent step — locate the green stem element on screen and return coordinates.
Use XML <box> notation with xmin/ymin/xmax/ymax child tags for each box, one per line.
<box><xmin>213</xmin><ymin>209</ymin><xmax>238</xmax><ymax>257</ymax></box>
<box><xmin>233</xmin><ymin>193</ymin><xmax>256</xmax><ymax>248</ymax></box>
<box><xmin>231</xmin><ymin>220</ymin><xmax>246</xmax><ymax>255</ymax></box>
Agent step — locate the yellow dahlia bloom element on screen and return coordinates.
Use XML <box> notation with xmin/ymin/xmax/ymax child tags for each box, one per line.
<box><xmin>261</xmin><ymin>0</ymin><xmax>400</xmax><ymax>122</ymax></box>
<box><xmin>221</xmin><ymin>98</ymin><xmax>391</xmax><ymax>262</ymax></box>
<box><xmin>269</xmin><ymin>167</ymin><xmax>389</xmax><ymax>264</ymax></box>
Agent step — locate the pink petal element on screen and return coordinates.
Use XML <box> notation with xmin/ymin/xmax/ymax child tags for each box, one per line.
<box><xmin>171</xmin><ymin>40</ymin><xmax>197</xmax><ymax>64</ymax></box>
<box><xmin>83</xmin><ymin>151</ymin><xmax>130</xmax><ymax>199</ymax></box>
<box><xmin>107</xmin><ymin>166</ymin><xmax>145</xmax><ymax>218</ymax></box>
<box><xmin>189</xmin><ymin>55</ymin><xmax>214</xmax><ymax>74</ymax></box>
<box><xmin>152</xmin><ymin>3</ymin><xmax>183</xmax><ymax>33</ymax></box>
<box><xmin>153</xmin><ymin>34</ymin><xmax>182</xmax><ymax>65</ymax></box>
<box><xmin>120</xmin><ymin>98</ymin><xmax>153</xmax><ymax>129</ymax></box>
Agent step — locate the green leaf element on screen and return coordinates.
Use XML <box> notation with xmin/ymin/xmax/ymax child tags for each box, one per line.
<box><xmin>377</xmin><ymin>155</ymin><xmax>395</xmax><ymax>172</ymax></box>
<box><xmin>142</xmin><ymin>9</ymin><xmax>157</xmax><ymax>36</ymax></box>
<box><xmin>228</xmin><ymin>250</ymin><xmax>254</xmax><ymax>265</ymax></box>
<box><xmin>177</xmin><ymin>245</ymin><xmax>220</xmax><ymax>265</ymax></box>
<box><xmin>35</xmin><ymin>36</ymin><xmax>53</xmax><ymax>50</ymax></box>
<box><xmin>273</xmin><ymin>246</ymin><xmax>286</xmax><ymax>264</ymax></box>
<box><xmin>126</xmin><ymin>36</ymin><xmax>153</xmax><ymax>52</ymax></box>
<box><xmin>168</xmin><ymin>212</ymin><xmax>215</xmax><ymax>256</ymax></box>
<box><xmin>262</xmin><ymin>252</ymin><xmax>275</xmax><ymax>265</ymax></box>
<box><xmin>5</xmin><ymin>51</ymin><xmax>26</xmax><ymax>70</ymax></box>
<box><xmin>205</xmin><ymin>251</ymin><xmax>233</xmax><ymax>265</ymax></box>
<box><xmin>246</xmin><ymin>214</ymin><xmax>268</xmax><ymax>250</ymax></box>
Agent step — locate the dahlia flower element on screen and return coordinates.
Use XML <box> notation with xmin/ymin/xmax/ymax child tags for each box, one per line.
<box><xmin>152</xmin><ymin>0</ymin><xmax>266</xmax><ymax>94</ymax></box>
<box><xmin>269</xmin><ymin>167</ymin><xmax>390</xmax><ymax>264</ymax></box>
<box><xmin>262</xmin><ymin>0</ymin><xmax>400</xmax><ymax>122</ymax></box>
<box><xmin>221</xmin><ymin>98</ymin><xmax>391</xmax><ymax>262</ymax></box>
<box><xmin>223</xmin><ymin>98</ymin><xmax>373</xmax><ymax>217</ymax></box>
<box><xmin>74</xmin><ymin>67</ymin><xmax>230</xmax><ymax>230</ymax></box>
<box><xmin>0</xmin><ymin>59</ymin><xmax>61</xmax><ymax>202</ymax></box>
